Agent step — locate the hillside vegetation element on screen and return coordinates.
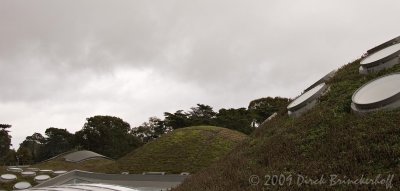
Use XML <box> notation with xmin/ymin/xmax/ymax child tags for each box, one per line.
<box><xmin>118</xmin><ymin>126</ymin><xmax>248</xmax><ymax>174</ymax></box>
<box><xmin>175</xmin><ymin>60</ymin><xmax>400</xmax><ymax>190</ymax></box>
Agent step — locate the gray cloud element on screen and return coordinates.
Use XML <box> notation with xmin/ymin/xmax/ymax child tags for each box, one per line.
<box><xmin>1</xmin><ymin>0</ymin><xmax>400</xmax><ymax>147</ymax></box>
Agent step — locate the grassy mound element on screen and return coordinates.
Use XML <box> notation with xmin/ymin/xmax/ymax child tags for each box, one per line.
<box><xmin>175</xmin><ymin>61</ymin><xmax>400</xmax><ymax>190</ymax></box>
<box><xmin>117</xmin><ymin>126</ymin><xmax>248</xmax><ymax>174</ymax></box>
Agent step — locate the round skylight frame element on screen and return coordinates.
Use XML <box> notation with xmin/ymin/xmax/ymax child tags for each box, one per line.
<box><xmin>14</xmin><ymin>181</ymin><xmax>32</xmax><ymax>190</ymax></box>
<box><xmin>352</xmin><ymin>73</ymin><xmax>400</xmax><ymax>110</ymax></box>
<box><xmin>34</xmin><ymin>175</ymin><xmax>51</xmax><ymax>182</ymax></box>
<box><xmin>360</xmin><ymin>43</ymin><xmax>400</xmax><ymax>69</ymax></box>
<box><xmin>21</xmin><ymin>171</ymin><xmax>36</xmax><ymax>177</ymax></box>
<box><xmin>287</xmin><ymin>83</ymin><xmax>328</xmax><ymax>112</ymax></box>
<box><xmin>303</xmin><ymin>70</ymin><xmax>337</xmax><ymax>92</ymax></box>
<box><xmin>7</xmin><ymin>167</ymin><xmax>23</xmax><ymax>173</ymax></box>
<box><xmin>1</xmin><ymin>174</ymin><xmax>17</xmax><ymax>181</ymax></box>
<box><xmin>53</xmin><ymin>170</ymin><xmax>68</xmax><ymax>175</ymax></box>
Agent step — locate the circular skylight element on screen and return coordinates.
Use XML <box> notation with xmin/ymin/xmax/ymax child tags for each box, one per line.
<box><xmin>7</xmin><ymin>167</ymin><xmax>23</xmax><ymax>173</ymax></box>
<box><xmin>352</xmin><ymin>73</ymin><xmax>400</xmax><ymax>110</ymax></box>
<box><xmin>21</xmin><ymin>171</ymin><xmax>36</xmax><ymax>177</ymax></box>
<box><xmin>14</xmin><ymin>181</ymin><xmax>32</xmax><ymax>190</ymax></box>
<box><xmin>64</xmin><ymin>150</ymin><xmax>109</xmax><ymax>162</ymax></box>
<box><xmin>54</xmin><ymin>170</ymin><xmax>68</xmax><ymax>175</ymax></box>
<box><xmin>34</xmin><ymin>175</ymin><xmax>51</xmax><ymax>182</ymax></box>
<box><xmin>288</xmin><ymin>83</ymin><xmax>327</xmax><ymax>111</ymax></box>
<box><xmin>1</xmin><ymin>174</ymin><xmax>17</xmax><ymax>181</ymax></box>
<box><xmin>303</xmin><ymin>70</ymin><xmax>336</xmax><ymax>92</ymax></box>
<box><xmin>361</xmin><ymin>43</ymin><xmax>400</xmax><ymax>65</ymax></box>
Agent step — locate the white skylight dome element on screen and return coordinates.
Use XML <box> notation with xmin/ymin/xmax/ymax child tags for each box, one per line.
<box><xmin>21</xmin><ymin>171</ymin><xmax>37</xmax><ymax>177</ymax></box>
<box><xmin>359</xmin><ymin>36</ymin><xmax>400</xmax><ymax>74</ymax></box>
<box><xmin>63</xmin><ymin>150</ymin><xmax>111</xmax><ymax>163</ymax></box>
<box><xmin>7</xmin><ymin>167</ymin><xmax>23</xmax><ymax>173</ymax></box>
<box><xmin>0</xmin><ymin>174</ymin><xmax>17</xmax><ymax>183</ymax></box>
<box><xmin>34</xmin><ymin>175</ymin><xmax>51</xmax><ymax>183</ymax></box>
<box><xmin>14</xmin><ymin>181</ymin><xmax>32</xmax><ymax>190</ymax></box>
<box><xmin>53</xmin><ymin>170</ymin><xmax>68</xmax><ymax>175</ymax></box>
<box><xmin>288</xmin><ymin>83</ymin><xmax>328</xmax><ymax>118</ymax></box>
<box><xmin>352</xmin><ymin>73</ymin><xmax>400</xmax><ymax>113</ymax></box>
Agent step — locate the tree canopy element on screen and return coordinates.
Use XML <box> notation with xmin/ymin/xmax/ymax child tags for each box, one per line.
<box><xmin>75</xmin><ymin>115</ymin><xmax>142</xmax><ymax>158</ymax></box>
<box><xmin>248</xmin><ymin>97</ymin><xmax>290</xmax><ymax>126</ymax></box>
<box><xmin>8</xmin><ymin>96</ymin><xmax>289</xmax><ymax>163</ymax></box>
<box><xmin>0</xmin><ymin>124</ymin><xmax>12</xmax><ymax>162</ymax></box>
<box><xmin>18</xmin><ymin>132</ymin><xmax>45</xmax><ymax>163</ymax></box>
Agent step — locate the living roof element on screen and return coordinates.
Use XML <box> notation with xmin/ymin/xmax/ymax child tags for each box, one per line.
<box><xmin>175</xmin><ymin>59</ymin><xmax>400</xmax><ymax>190</ymax></box>
<box><xmin>117</xmin><ymin>126</ymin><xmax>248</xmax><ymax>174</ymax></box>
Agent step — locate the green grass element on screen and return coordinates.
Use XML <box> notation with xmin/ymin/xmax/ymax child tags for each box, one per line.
<box><xmin>117</xmin><ymin>126</ymin><xmax>248</xmax><ymax>174</ymax></box>
<box><xmin>175</xmin><ymin>61</ymin><xmax>400</xmax><ymax>190</ymax></box>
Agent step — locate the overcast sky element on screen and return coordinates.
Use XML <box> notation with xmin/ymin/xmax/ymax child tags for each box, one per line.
<box><xmin>1</xmin><ymin>0</ymin><xmax>399</xmax><ymax>148</ymax></box>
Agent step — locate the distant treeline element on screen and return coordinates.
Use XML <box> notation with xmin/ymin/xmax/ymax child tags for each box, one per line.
<box><xmin>0</xmin><ymin>97</ymin><xmax>289</xmax><ymax>165</ymax></box>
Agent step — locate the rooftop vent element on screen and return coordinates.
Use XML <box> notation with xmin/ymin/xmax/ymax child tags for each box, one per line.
<box><xmin>351</xmin><ymin>73</ymin><xmax>400</xmax><ymax>113</ymax></box>
<box><xmin>360</xmin><ymin>36</ymin><xmax>400</xmax><ymax>74</ymax></box>
<box><xmin>14</xmin><ymin>181</ymin><xmax>32</xmax><ymax>190</ymax></box>
<box><xmin>287</xmin><ymin>83</ymin><xmax>328</xmax><ymax>118</ymax></box>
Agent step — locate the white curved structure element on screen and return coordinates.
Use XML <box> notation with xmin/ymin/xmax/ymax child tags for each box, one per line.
<box><xmin>63</xmin><ymin>150</ymin><xmax>111</xmax><ymax>163</ymax></box>
<box><xmin>21</xmin><ymin>171</ymin><xmax>37</xmax><ymax>177</ymax></box>
<box><xmin>259</xmin><ymin>112</ymin><xmax>278</xmax><ymax>127</ymax></box>
<box><xmin>34</xmin><ymin>170</ymin><xmax>188</xmax><ymax>191</ymax></box>
<box><xmin>360</xmin><ymin>36</ymin><xmax>400</xmax><ymax>74</ymax></box>
<box><xmin>7</xmin><ymin>167</ymin><xmax>23</xmax><ymax>173</ymax></box>
<box><xmin>288</xmin><ymin>83</ymin><xmax>328</xmax><ymax>118</ymax></box>
<box><xmin>14</xmin><ymin>181</ymin><xmax>32</xmax><ymax>190</ymax></box>
<box><xmin>303</xmin><ymin>70</ymin><xmax>336</xmax><ymax>92</ymax></box>
<box><xmin>0</xmin><ymin>174</ymin><xmax>17</xmax><ymax>183</ymax></box>
<box><xmin>34</xmin><ymin>175</ymin><xmax>51</xmax><ymax>183</ymax></box>
<box><xmin>53</xmin><ymin>170</ymin><xmax>68</xmax><ymax>175</ymax></box>
<box><xmin>352</xmin><ymin>73</ymin><xmax>400</xmax><ymax>113</ymax></box>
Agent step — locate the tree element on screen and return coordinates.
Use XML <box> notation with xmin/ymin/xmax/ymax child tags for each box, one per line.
<box><xmin>248</xmin><ymin>97</ymin><xmax>290</xmax><ymax>126</ymax></box>
<box><xmin>188</xmin><ymin>104</ymin><xmax>217</xmax><ymax>126</ymax></box>
<box><xmin>215</xmin><ymin>108</ymin><xmax>254</xmax><ymax>134</ymax></box>
<box><xmin>0</xmin><ymin>124</ymin><xmax>12</xmax><ymax>162</ymax></box>
<box><xmin>132</xmin><ymin>117</ymin><xmax>171</xmax><ymax>143</ymax></box>
<box><xmin>164</xmin><ymin>110</ymin><xmax>191</xmax><ymax>130</ymax></box>
<box><xmin>16</xmin><ymin>147</ymin><xmax>33</xmax><ymax>164</ymax></box>
<box><xmin>75</xmin><ymin>115</ymin><xmax>141</xmax><ymax>158</ymax></box>
<box><xmin>39</xmin><ymin>128</ymin><xmax>74</xmax><ymax>160</ymax></box>
<box><xmin>3</xmin><ymin>149</ymin><xmax>17</xmax><ymax>165</ymax></box>
<box><xmin>18</xmin><ymin>133</ymin><xmax>45</xmax><ymax>162</ymax></box>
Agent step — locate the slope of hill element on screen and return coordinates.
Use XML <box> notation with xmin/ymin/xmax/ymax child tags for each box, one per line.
<box><xmin>117</xmin><ymin>126</ymin><xmax>248</xmax><ymax>174</ymax></box>
<box><xmin>31</xmin><ymin>150</ymin><xmax>117</xmax><ymax>173</ymax></box>
<box><xmin>175</xmin><ymin>60</ymin><xmax>400</xmax><ymax>190</ymax></box>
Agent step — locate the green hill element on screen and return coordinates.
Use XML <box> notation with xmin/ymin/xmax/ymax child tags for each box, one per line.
<box><xmin>175</xmin><ymin>61</ymin><xmax>400</xmax><ymax>190</ymax></box>
<box><xmin>117</xmin><ymin>126</ymin><xmax>248</xmax><ymax>174</ymax></box>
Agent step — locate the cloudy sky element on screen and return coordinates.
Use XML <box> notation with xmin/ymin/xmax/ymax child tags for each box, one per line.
<box><xmin>1</xmin><ymin>0</ymin><xmax>399</xmax><ymax>148</ymax></box>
